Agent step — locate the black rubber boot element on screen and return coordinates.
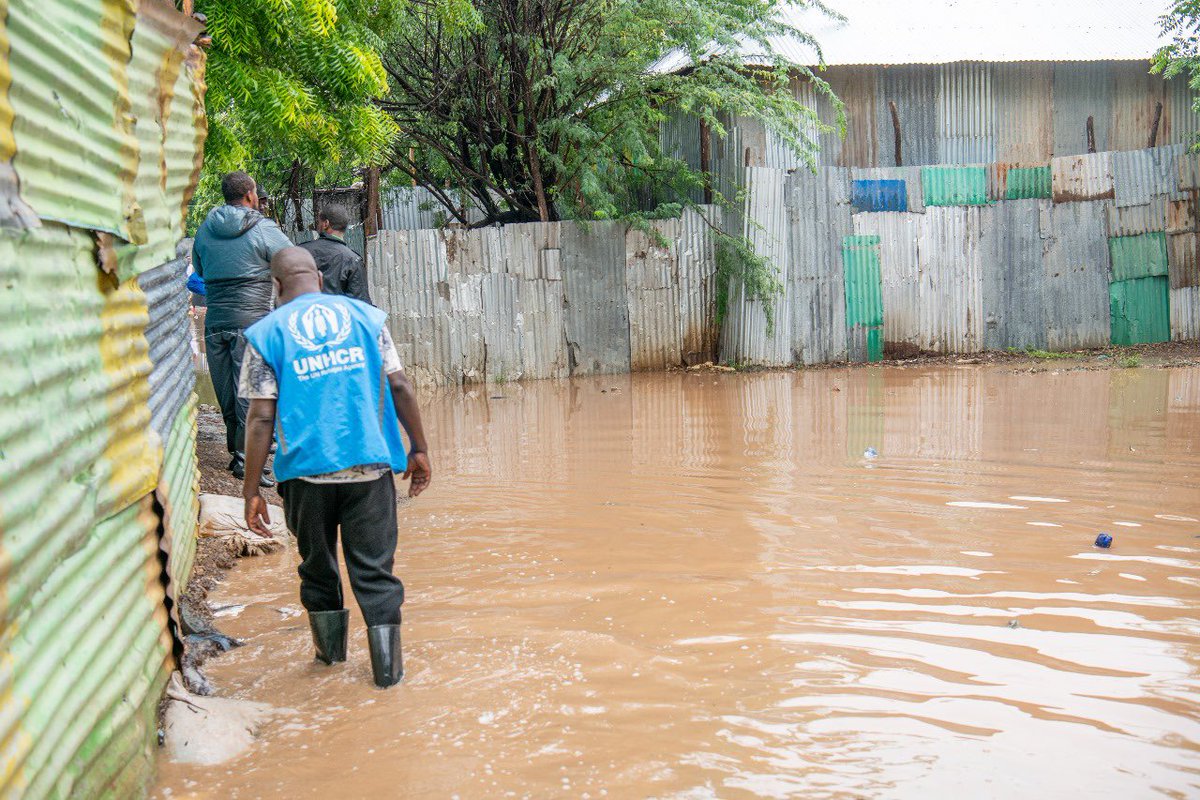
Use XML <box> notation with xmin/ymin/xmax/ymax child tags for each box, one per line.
<box><xmin>367</xmin><ymin>625</ymin><xmax>404</xmax><ymax>687</ymax></box>
<box><xmin>309</xmin><ymin>610</ymin><xmax>349</xmax><ymax>664</ymax></box>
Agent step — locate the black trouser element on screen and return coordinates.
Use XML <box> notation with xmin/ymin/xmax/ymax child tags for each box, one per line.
<box><xmin>278</xmin><ymin>475</ymin><xmax>405</xmax><ymax>627</ymax></box>
<box><xmin>206</xmin><ymin>328</ymin><xmax>249</xmax><ymax>455</ymax></box>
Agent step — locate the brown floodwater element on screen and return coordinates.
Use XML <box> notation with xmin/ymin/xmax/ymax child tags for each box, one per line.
<box><xmin>154</xmin><ymin>365</ymin><xmax>1200</xmax><ymax>799</ymax></box>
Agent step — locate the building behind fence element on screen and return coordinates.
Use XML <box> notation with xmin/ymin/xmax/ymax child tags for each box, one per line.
<box><xmin>369</xmin><ymin>144</ymin><xmax>1200</xmax><ymax>384</ymax></box>
<box><xmin>0</xmin><ymin>1</ymin><xmax>205</xmax><ymax>796</ymax></box>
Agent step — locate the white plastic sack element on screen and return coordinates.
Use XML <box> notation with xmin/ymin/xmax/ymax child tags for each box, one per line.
<box><xmin>198</xmin><ymin>493</ymin><xmax>290</xmax><ymax>556</ymax></box>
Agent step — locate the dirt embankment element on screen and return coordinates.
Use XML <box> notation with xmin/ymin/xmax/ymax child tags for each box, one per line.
<box><xmin>682</xmin><ymin>340</ymin><xmax>1200</xmax><ymax>375</ymax></box>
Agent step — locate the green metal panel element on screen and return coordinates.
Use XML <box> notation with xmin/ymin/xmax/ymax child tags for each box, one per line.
<box><xmin>1005</xmin><ymin>166</ymin><xmax>1052</xmax><ymax>199</ymax></box>
<box><xmin>1109</xmin><ymin>233</ymin><xmax>1169</xmax><ymax>282</ymax></box>
<box><xmin>7</xmin><ymin>499</ymin><xmax>170</xmax><ymax>799</ymax></box>
<box><xmin>843</xmin><ymin>235</ymin><xmax>884</xmax><ymax>362</ymax></box>
<box><xmin>922</xmin><ymin>166</ymin><xmax>989</xmax><ymax>206</ymax></box>
<box><xmin>1110</xmin><ymin>276</ymin><xmax>1171</xmax><ymax>345</ymax></box>
<box><xmin>0</xmin><ymin>1</ymin><xmax>206</xmax><ymax>797</ymax></box>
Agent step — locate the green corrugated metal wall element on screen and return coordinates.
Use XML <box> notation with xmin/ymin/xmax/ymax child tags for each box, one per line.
<box><xmin>1110</xmin><ymin>276</ymin><xmax>1171</xmax><ymax>345</ymax></box>
<box><xmin>843</xmin><ymin>235</ymin><xmax>884</xmax><ymax>362</ymax></box>
<box><xmin>1005</xmin><ymin>166</ymin><xmax>1052</xmax><ymax>199</ymax></box>
<box><xmin>0</xmin><ymin>0</ymin><xmax>206</xmax><ymax>797</ymax></box>
<box><xmin>1109</xmin><ymin>232</ymin><xmax>1169</xmax><ymax>282</ymax></box>
<box><xmin>922</xmin><ymin>166</ymin><xmax>989</xmax><ymax>206</ymax></box>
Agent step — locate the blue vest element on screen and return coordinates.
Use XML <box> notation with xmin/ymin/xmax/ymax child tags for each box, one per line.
<box><xmin>244</xmin><ymin>293</ymin><xmax>408</xmax><ymax>482</ymax></box>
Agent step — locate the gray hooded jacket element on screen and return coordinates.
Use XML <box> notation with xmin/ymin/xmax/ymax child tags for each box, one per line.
<box><xmin>193</xmin><ymin>205</ymin><xmax>293</xmax><ymax>332</ymax></box>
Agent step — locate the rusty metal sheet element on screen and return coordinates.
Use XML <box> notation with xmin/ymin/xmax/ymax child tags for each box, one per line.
<box><xmin>993</xmin><ymin>64</ymin><xmax>1053</xmax><ymax>164</ymax></box>
<box><xmin>1111</xmin><ymin>145</ymin><xmax>1187</xmax><ymax>208</ymax></box>
<box><xmin>1109</xmin><ymin>63</ymin><xmax>1167</xmax><ymax>153</ymax></box>
<box><xmin>1051</xmin><ymin>152</ymin><xmax>1115</xmax><ymax>203</ymax></box>
<box><xmin>826</xmin><ymin>67</ymin><xmax>878</xmax><ymax>168</ymax></box>
<box><xmin>788</xmin><ymin>168</ymin><xmax>850</xmax><ymax>364</ymax></box>
<box><xmin>1167</xmin><ymin>196</ymin><xmax>1197</xmax><ymax>235</ymax></box>
<box><xmin>1168</xmin><ymin>232</ymin><xmax>1200</xmax><ymax>289</ymax></box>
<box><xmin>1041</xmin><ymin>199</ymin><xmax>1113</xmax><ymax>349</ymax></box>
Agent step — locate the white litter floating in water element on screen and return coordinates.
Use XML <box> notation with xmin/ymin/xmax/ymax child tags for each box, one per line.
<box><xmin>1027</xmin><ymin>522</ymin><xmax>1063</xmax><ymax>527</ymax></box>
<box><xmin>947</xmin><ymin>501</ymin><xmax>1027</xmax><ymax>510</ymax></box>
<box><xmin>1009</xmin><ymin>496</ymin><xmax>1069</xmax><ymax>503</ymax></box>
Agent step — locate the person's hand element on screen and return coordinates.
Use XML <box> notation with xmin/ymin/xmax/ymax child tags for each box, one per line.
<box><xmin>404</xmin><ymin>451</ymin><xmax>432</xmax><ymax>497</ymax></box>
<box><xmin>245</xmin><ymin>493</ymin><xmax>271</xmax><ymax>536</ymax></box>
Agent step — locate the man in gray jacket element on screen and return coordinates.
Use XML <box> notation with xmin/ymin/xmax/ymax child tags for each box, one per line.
<box><xmin>193</xmin><ymin>171</ymin><xmax>292</xmax><ymax>484</ymax></box>
<box><xmin>299</xmin><ymin>205</ymin><xmax>371</xmax><ymax>304</ymax></box>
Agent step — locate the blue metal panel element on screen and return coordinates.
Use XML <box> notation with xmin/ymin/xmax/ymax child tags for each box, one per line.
<box><xmin>851</xmin><ymin>179</ymin><xmax>909</xmax><ymax>212</ymax></box>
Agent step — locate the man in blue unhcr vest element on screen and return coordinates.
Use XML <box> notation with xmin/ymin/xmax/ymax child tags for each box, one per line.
<box><xmin>238</xmin><ymin>247</ymin><xmax>432</xmax><ymax>688</ymax></box>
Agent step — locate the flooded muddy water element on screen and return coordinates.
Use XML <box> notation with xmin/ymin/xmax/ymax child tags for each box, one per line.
<box><xmin>155</xmin><ymin>365</ymin><xmax>1200</xmax><ymax>799</ymax></box>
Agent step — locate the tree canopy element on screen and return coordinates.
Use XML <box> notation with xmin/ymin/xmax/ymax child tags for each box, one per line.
<box><xmin>380</xmin><ymin>0</ymin><xmax>841</xmax><ymax>226</ymax></box>
<box><xmin>1153</xmin><ymin>0</ymin><xmax>1200</xmax><ymax>147</ymax></box>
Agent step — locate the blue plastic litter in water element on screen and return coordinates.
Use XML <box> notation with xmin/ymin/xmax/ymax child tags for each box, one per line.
<box><xmin>1095</xmin><ymin>533</ymin><xmax>1113</xmax><ymax>548</ymax></box>
<box><xmin>863</xmin><ymin>447</ymin><xmax>878</xmax><ymax>459</ymax></box>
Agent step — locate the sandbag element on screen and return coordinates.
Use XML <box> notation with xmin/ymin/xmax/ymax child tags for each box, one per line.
<box><xmin>198</xmin><ymin>493</ymin><xmax>290</xmax><ymax>556</ymax></box>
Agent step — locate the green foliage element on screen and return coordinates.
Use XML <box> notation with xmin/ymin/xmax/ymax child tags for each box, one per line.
<box><xmin>715</xmin><ymin>234</ymin><xmax>784</xmax><ymax>335</ymax></box>
<box><xmin>1153</xmin><ymin>1</ymin><xmax>1200</xmax><ymax>149</ymax></box>
<box><xmin>192</xmin><ymin>0</ymin><xmax>412</xmax><ymax>229</ymax></box>
<box><xmin>1008</xmin><ymin>347</ymin><xmax>1085</xmax><ymax>360</ymax></box>
<box><xmin>1118</xmin><ymin>353</ymin><xmax>1143</xmax><ymax>368</ymax></box>
<box><xmin>382</xmin><ymin>0</ymin><xmax>842</xmax><ymax>226</ymax></box>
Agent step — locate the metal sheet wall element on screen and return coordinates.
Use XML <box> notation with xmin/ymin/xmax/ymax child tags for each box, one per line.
<box><xmin>0</xmin><ymin>2</ymin><xmax>206</xmax><ymax>796</ymax></box>
<box><xmin>776</xmin><ymin>62</ymin><xmax>1190</xmax><ymax>172</ymax></box>
<box><xmin>981</xmin><ymin>200</ymin><xmax>1048</xmax><ymax>350</ymax></box>
<box><xmin>853</xmin><ymin>211</ymin><xmax>922</xmax><ymax>355</ymax></box>
<box><xmin>788</xmin><ymin>168</ymin><xmax>850</xmax><ymax>365</ymax></box>
<box><xmin>916</xmin><ymin>206</ymin><xmax>984</xmax><ymax>353</ymax></box>
<box><xmin>1042</xmin><ymin>199</ymin><xmax>1114</xmax><ymax>349</ymax></box>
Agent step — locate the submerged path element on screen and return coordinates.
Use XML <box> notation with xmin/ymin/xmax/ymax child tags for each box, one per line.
<box><xmin>156</xmin><ymin>365</ymin><xmax>1200</xmax><ymax>799</ymax></box>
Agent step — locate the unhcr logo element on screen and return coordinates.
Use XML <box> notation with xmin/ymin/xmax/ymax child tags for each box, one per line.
<box><xmin>287</xmin><ymin>302</ymin><xmax>352</xmax><ymax>352</ymax></box>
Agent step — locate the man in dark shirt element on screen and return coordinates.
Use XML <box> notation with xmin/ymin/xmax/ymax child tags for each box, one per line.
<box><xmin>193</xmin><ymin>171</ymin><xmax>292</xmax><ymax>485</ymax></box>
<box><xmin>299</xmin><ymin>206</ymin><xmax>371</xmax><ymax>304</ymax></box>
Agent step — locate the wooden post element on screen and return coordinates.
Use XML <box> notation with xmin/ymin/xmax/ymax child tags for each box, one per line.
<box><xmin>1087</xmin><ymin>116</ymin><xmax>1096</xmax><ymax>154</ymax></box>
<box><xmin>699</xmin><ymin>118</ymin><xmax>713</xmax><ymax>205</ymax></box>
<box><xmin>1149</xmin><ymin>102</ymin><xmax>1163</xmax><ymax>148</ymax></box>
<box><xmin>364</xmin><ymin>166</ymin><xmax>381</xmax><ymax>238</ymax></box>
<box><xmin>889</xmin><ymin>101</ymin><xmax>902</xmax><ymax>166</ymax></box>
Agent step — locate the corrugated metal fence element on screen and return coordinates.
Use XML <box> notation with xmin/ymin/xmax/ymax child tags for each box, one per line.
<box><xmin>0</xmin><ymin>1</ymin><xmax>205</xmax><ymax>797</ymax></box>
<box><xmin>372</xmin><ymin>144</ymin><xmax>1198</xmax><ymax>382</ymax></box>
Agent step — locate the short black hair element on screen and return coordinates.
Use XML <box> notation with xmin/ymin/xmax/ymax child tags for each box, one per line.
<box><xmin>221</xmin><ymin>171</ymin><xmax>256</xmax><ymax>204</ymax></box>
<box><xmin>318</xmin><ymin>205</ymin><xmax>350</xmax><ymax>231</ymax></box>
